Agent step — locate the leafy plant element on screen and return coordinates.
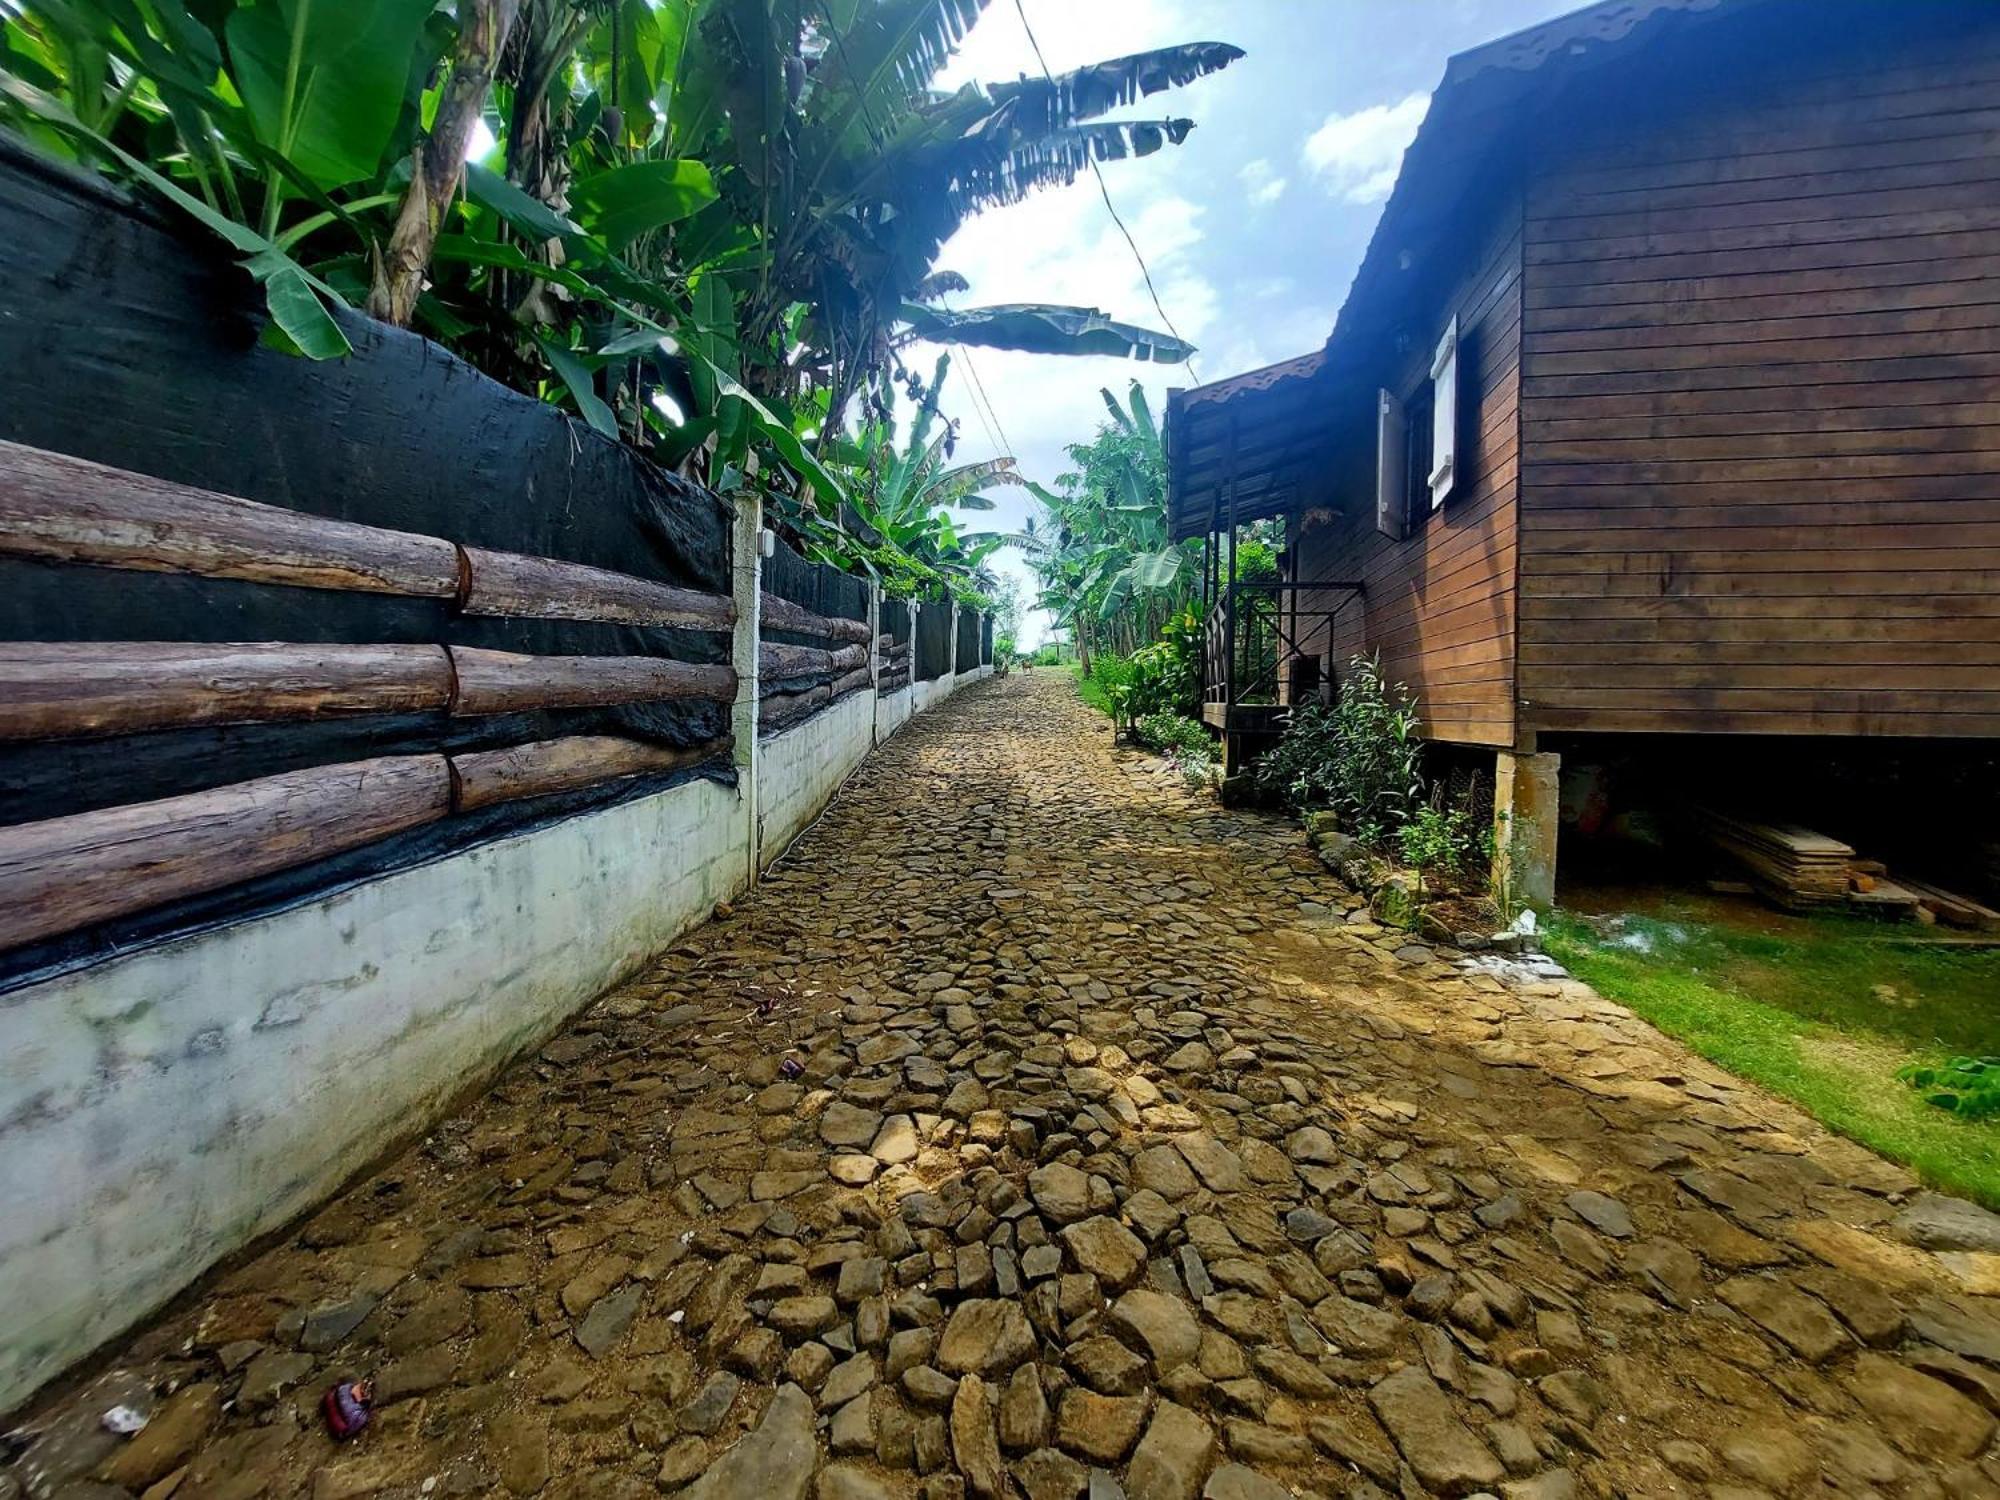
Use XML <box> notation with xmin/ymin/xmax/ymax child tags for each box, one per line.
<box><xmin>1135</xmin><ymin>710</ymin><xmax>1209</xmax><ymax>761</ymax></box>
<box><xmin>1</xmin><ymin>1</ymin><xmax>1245</xmax><ymax>599</ymax></box>
<box><xmin>1255</xmin><ymin>655</ymin><xmax>1425</xmax><ymax>840</ymax></box>
<box><xmin>1398</xmin><ymin>803</ymin><xmax>1476</xmax><ymax>903</ymax></box>
<box><xmin>1898</xmin><ymin>1057</ymin><xmax>2000</xmax><ymax>1121</ymax></box>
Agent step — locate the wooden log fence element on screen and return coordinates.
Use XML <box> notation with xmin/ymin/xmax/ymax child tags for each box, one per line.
<box><xmin>0</xmin><ymin>731</ymin><xmax>735</xmax><ymax>949</ymax></box>
<box><xmin>0</xmin><ymin>440</ymin><xmax>736</xmax><ymax>630</ymax></box>
<box><xmin>758</xmin><ymin>591</ymin><xmax>871</xmax><ymax>644</ymax></box>
<box><xmin>447</xmin><ymin>649</ymin><xmax>735</xmax><ymax>716</ymax></box>
<box><xmin>449</xmin><ymin>734</ymin><xmax>730</xmax><ymax>812</ymax></box>
<box><xmin>462</xmin><ymin>547</ymin><xmax>735</xmax><ymax>631</ymax></box>
<box><xmin>0</xmin><ymin>643</ymin><xmax>456</xmax><ymax>740</ymax></box>
<box><xmin>0</xmin><ymin>438</ymin><xmax>989</xmax><ymax>954</ymax></box>
<box><xmin>0</xmin><ymin>756</ymin><xmax>455</xmax><ymax>950</ymax></box>
<box><xmin>0</xmin><ymin>643</ymin><xmax>736</xmax><ymax>741</ymax></box>
<box><xmin>759</xmin><ymin>665</ymin><xmax>874</xmax><ymax>735</ymax></box>
<box><xmin>757</xmin><ymin>640</ymin><xmax>869</xmax><ymax>693</ymax></box>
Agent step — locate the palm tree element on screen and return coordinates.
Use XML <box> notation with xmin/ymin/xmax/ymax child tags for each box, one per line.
<box><xmin>1019</xmin><ymin>379</ymin><xmax>1200</xmax><ymax>665</ymax></box>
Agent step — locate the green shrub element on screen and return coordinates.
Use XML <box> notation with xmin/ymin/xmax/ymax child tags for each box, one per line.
<box><xmin>1254</xmin><ymin>655</ymin><xmax>1424</xmax><ymax>844</ymax></box>
<box><xmin>1135</xmin><ymin>711</ymin><xmax>1211</xmax><ymax>762</ymax></box>
<box><xmin>1397</xmin><ymin>803</ymin><xmax>1479</xmax><ymax>897</ymax></box>
<box><xmin>1897</xmin><ymin>1056</ymin><xmax>2000</xmax><ymax>1121</ymax></box>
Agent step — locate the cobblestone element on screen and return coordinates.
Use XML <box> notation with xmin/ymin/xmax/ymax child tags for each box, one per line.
<box><xmin>6</xmin><ymin>673</ymin><xmax>1998</xmax><ymax>1498</ymax></box>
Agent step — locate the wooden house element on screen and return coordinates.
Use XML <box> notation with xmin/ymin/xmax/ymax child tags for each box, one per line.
<box><xmin>1165</xmin><ymin>0</ymin><xmax>2000</xmax><ymax>904</ymax></box>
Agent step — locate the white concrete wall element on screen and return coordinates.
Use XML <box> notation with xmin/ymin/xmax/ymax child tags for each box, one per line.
<box><xmin>875</xmin><ymin>682</ymin><xmax>912</xmax><ymax>742</ymax></box>
<box><xmin>912</xmin><ymin>671</ymin><xmax>956</xmax><ymax>715</ymax></box>
<box><xmin>0</xmin><ymin>593</ymin><xmax>980</xmax><ymax>1412</ymax></box>
<box><xmin>0</xmin><ymin>773</ymin><xmax>743</xmax><ymax>1410</ymax></box>
<box><xmin>758</xmin><ymin>687</ymin><xmax>876</xmax><ymax>867</ymax></box>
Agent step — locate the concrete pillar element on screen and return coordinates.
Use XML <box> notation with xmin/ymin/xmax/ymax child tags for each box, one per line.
<box><xmin>728</xmin><ymin>493</ymin><xmax>764</xmax><ymax>891</ymax></box>
<box><xmin>947</xmin><ymin>599</ymin><xmax>959</xmax><ymax>683</ymax></box>
<box><xmin>1493</xmin><ymin>750</ymin><xmax>1560</xmax><ymax>913</ymax></box>
<box><xmin>867</xmin><ymin>585</ymin><xmax>883</xmax><ymax>744</ymax></box>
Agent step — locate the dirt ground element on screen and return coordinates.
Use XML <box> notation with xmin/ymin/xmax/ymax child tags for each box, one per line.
<box><xmin>8</xmin><ymin>670</ymin><xmax>1999</xmax><ymax>1500</ymax></box>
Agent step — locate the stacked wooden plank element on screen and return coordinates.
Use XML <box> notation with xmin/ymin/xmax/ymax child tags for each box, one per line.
<box><xmin>1694</xmin><ymin>808</ymin><xmax>1854</xmax><ymax>908</ymax></box>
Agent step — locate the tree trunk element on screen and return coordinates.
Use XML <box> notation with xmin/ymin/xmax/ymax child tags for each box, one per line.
<box><xmin>369</xmin><ymin>0</ymin><xmax>522</xmax><ymax>327</ymax></box>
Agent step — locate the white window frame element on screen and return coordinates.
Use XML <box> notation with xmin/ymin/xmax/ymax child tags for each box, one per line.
<box><xmin>1428</xmin><ymin>315</ymin><xmax>1459</xmax><ymax>509</ymax></box>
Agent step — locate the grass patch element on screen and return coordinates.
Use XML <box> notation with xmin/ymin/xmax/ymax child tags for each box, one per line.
<box><xmin>1544</xmin><ymin>909</ymin><xmax>2000</xmax><ymax>1208</ymax></box>
<box><xmin>1071</xmin><ymin>661</ymin><xmax>1113</xmax><ymax>717</ymax></box>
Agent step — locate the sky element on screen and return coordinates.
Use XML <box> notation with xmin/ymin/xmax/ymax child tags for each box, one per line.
<box><xmin>909</xmin><ymin>0</ymin><xmax>1581</xmax><ymax>647</ymax></box>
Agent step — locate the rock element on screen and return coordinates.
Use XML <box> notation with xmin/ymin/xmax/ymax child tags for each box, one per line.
<box><xmin>1201</xmin><ymin>1467</ymin><xmax>1290</xmax><ymax>1500</ymax></box>
<box><xmin>1126</xmin><ymin>1402</ymin><xmax>1214</xmax><ymax>1500</ymax></box>
<box><xmin>1537</xmin><ymin>1371</ymin><xmax>1609</xmax><ymax>1425</ymax></box>
<box><xmin>1367</xmin><ymin>1366</ymin><xmax>1503</xmax><ymax>1497</ymax></box>
<box><xmin>871</xmin><ymin>1115</ymin><xmax>920</xmax><ymax>1165</ymax></box>
<box><xmin>1846</xmin><ymin>1352</ymin><xmax>1996</xmax><ymax>1459</ymax></box>
<box><xmin>1563</xmin><ymin>1191</ymin><xmax>1634</xmax><ymax>1240</ymax></box>
<box><xmin>1001</xmin><ymin>1363</ymin><xmax>1052</xmax><ymax>1452</ymax></box>
<box><xmin>1253</xmin><ymin>1348</ymin><xmax>1337</xmax><ymax>1400</ymax></box>
<box><xmin>1031</xmin><ymin>1163</ymin><xmax>1095</xmax><ymax>1224</ymax></box>
<box><xmin>658</xmin><ymin>1437</ymin><xmax>708</xmax><ymax>1489</ymax></box>
<box><xmin>1285</xmin><ymin>1126</ymin><xmax>1340</xmax><ymax>1166</ymax></box>
<box><xmin>1718</xmin><ymin>1426</ymin><xmax>1815</xmax><ymax>1492</ymax></box>
<box><xmin>822</xmin><ymin>1102</ymin><xmax>885</xmax><ymax>1149</ymax></box>
<box><xmin>1175</xmin><ymin>1136</ymin><xmax>1247</xmax><ymax>1193</ymax></box>
<box><xmin>1017</xmin><ymin>1447</ymin><xmax>1090</xmax><ymax>1500</ymax></box>
<box><xmin>1312</xmin><ymin>1296</ymin><xmax>1403</xmax><ymax>1357</ymax></box>
<box><xmin>1306</xmin><ymin>1415</ymin><xmax>1398</xmax><ymax>1484</ymax></box>
<box><xmin>822</xmin><ymin>1354</ymin><xmax>879</xmax><ymax>1409</ymax></box>
<box><xmin>770</xmin><ymin>1295</ymin><xmax>841</xmax><ymax>1339</ymax></box>
<box><xmin>1062</xmin><ymin>1217</ymin><xmax>1149</xmax><ymax>1292</ymax></box>
<box><xmin>683</xmin><ymin>1383</ymin><xmax>816</xmax><ymax>1500</ymax></box>
<box><xmin>939</xmin><ymin>1299</ymin><xmax>1039</xmax><ymax>1377</ymax></box>
<box><xmin>97</xmin><ymin>1384</ymin><xmax>219</xmax><ymax>1489</ymax></box>
<box><xmin>1894</xmin><ymin>1192</ymin><xmax>2000</xmax><ymax>1253</ymax></box>
<box><xmin>1057</xmin><ymin>1390</ymin><xmax>1151</xmax><ymax>1463</ymax></box>
<box><xmin>1717</xmin><ymin>1276</ymin><xmax>1848</xmax><ymax>1363</ymax></box>
<box><xmin>679</xmin><ymin>1371</ymin><xmax>743</xmax><ymax>1435</ymax></box>
<box><xmin>239</xmin><ymin>1348</ymin><xmax>316</xmax><ymax>1407</ymax></box>
<box><xmin>575</xmin><ymin>1285</ymin><xmax>643</xmax><ymax>1357</ymax></box>
<box><xmin>488</xmin><ymin>1412</ymin><xmax>551</xmax><ymax>1496</ymax></box>
<box><xmin>817</xmin><ymin>1465</ymin><xmax>896</xmax><ymax>1500</ymax></box>
<box><xmin>299</xmin><ymin>1293</ymin><xmax>377</xmax><ymax>1351</ymax></box>
<box><xmin>952</xmin><ymin>1374</ymin><xmax>1008</xmax><ymax>1500</ymax></box>
<box><xmin>1070</xmin><ymin>1335</ymin><xmax>1148</xmax><ymax>1396</ymax></box>
<box><xmin>1108</xmin><ymin>1290</ymin><xmax>1202</xmax><ymax>1374</ymax></box>
<box><xmin>1133</xmin><ymin>1147</ymin><xmax>1200</xmax><ymax>1201</ymax></box>
<box><xmin>1501</xmin><ymin>1473</ymin><xmax>1576</xmax><ymax>1500</ymax></box>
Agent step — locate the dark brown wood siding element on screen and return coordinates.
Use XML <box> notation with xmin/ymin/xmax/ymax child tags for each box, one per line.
<box><xmin>1293</xmin><ymin>204</ymin><xmax>1522</xmax><ymax>748</ymax></box>
<box><xmin>1517</xmin><ymin>29</ymin><xmax>2000</xmax><ymax>738</ymax></box>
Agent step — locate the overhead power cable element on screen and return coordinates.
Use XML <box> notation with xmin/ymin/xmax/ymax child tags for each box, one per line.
<box><xmin>1010</xmin><ymin>0</ymin><xmax>1201</xmax><ymax>382</ymax></box>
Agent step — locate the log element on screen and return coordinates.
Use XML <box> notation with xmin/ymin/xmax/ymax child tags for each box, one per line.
<box><xmin>759</xmin><ymin>591</ymin><xmax>872</xmax><ymax>644</ymax></box>
<box><xmin>759</xmin><ymin>641</ymin><xmax>869</xmax><ymax>686</ymax></box>
<box><xmin>450</xmin><ymin>734</ymin><xmax>730</xmax><ymax>812</ymax></box>
<box><xmin>831</xmin><ymin>665</ymin><xmax>872</xmax><ymax>699</ymax></box>
<box><xmin>461</xmin><ymin>546</ymin><xmax>734</xmax><ymax>631</ymax></box>
<box><xmin>0</xmin><ymin>439</ymin><xmax>460</xmax><ymax>596</ymax></box>
<box><xmin>446</xmin><ymin>647</ymin><xmax>735</xmax><ymax>715</ymax></box>
<box><xmin>0</xmin><ymin>642</ymin><xmax>454</xmax><ymax>741</ymax></box>
<box><xmin>759</xmin><ymin>682</ymin><xmax>830</xmax><ymax>733</ymax></box>
<box><xmin>0</xmin><ymin>755</ymin><xmax>451</xmax><ymax>950</ymax></box>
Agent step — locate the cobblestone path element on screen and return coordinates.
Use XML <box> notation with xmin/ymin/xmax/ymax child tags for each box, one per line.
<box><xmin>13</xmin><ymin>672</ymin><xmax>2000</xmax><ymax>1500</ymax></box>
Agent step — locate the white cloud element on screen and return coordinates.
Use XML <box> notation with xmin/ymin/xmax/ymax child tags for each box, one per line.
<box><xmin>1237</xmin><ymin>159</ymin><xmax>1286</xmax><ymax>207</ymax></box>
<box><xmin>1301</xmin><ymin>90</ymin><xmax>1429</xmax><ymax>205</ymax></box>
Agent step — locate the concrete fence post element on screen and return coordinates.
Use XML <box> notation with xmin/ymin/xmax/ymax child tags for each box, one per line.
<box><xmin>729</xmin><ymin>492</ymin><xmax>764</xmax><ymax>891</ymax></box>
<box><xmin>947</xmin><ymin>599</ymin><xmax>959</xmax><ymax>683</ymax></box>
<box><xmin>867</xmin><ymin>584</ymin><xmax>882</xmax><ymax>744</ymax></box>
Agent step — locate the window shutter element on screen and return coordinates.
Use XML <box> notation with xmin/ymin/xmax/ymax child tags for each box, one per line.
<box><xmin>1428</xmin><ymin>315</ymin><xmax>1459</xmax><ymax>508</ymax></box>
<box><xmin>1375</xmin><ymin>387</ymin><xmax>1407</xmax><ymax>539</ymax></box>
